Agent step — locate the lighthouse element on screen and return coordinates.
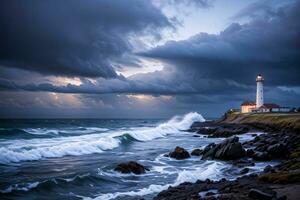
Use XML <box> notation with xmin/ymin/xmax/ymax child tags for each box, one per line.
<box><xmin>256</xmin><ymin>74</ymin><xmax>264</xmax><ymax>108</ymax></box>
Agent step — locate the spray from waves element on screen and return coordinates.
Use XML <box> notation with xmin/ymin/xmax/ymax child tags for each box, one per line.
<box><xmin>0</xmin><ymin>112</ymin><xmax>204</xmax><ymax>164</ymax></box>
<box><xmin>83</xmin><ymin>161</ymin><xmax>224</xmax><ymax>200</ymax></box>
<box><xmin>116</xmin><ymin>112</ymin><xmax>205</xmax><ymax>141</ymax></box>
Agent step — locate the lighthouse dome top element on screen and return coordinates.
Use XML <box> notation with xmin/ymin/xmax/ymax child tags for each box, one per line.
<box><xmin>256</xmin><ymin>74</ymin><xmax>264</xmax><ymax>82</ymax></box>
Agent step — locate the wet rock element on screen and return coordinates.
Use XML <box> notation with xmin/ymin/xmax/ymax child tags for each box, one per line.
<box><xmin>114</xmin><ymin>161</ymin><xmax>149</xmax><ymax>174</ymax></box>
<box><xmin>240</xmin><ymin>168</ymin><xmax>249</xmax><ymax>174</ymax></box>
<box><xmin>277</xmin><ymin>195</ymin><xmax>287</xmax><ymax>200</ymax></box>
<box><xmin>202</xmin><ymin>136</ymin><xmax>246</xmax><ymax>160</ymax></box>
<box><xmin>246</xmin><ymin>149</ymin><xmax>255</xmax><ymax>157</ymax></box>
<box><xmin>248</xmin><ymin>189</ymin><xmax>273</xmax><ymax>200</ymax></box>
<box><xmin>169</xmin><ymin>146</ymin><xmax>190</xmax><ymax>160</ymax></box>
<box><xmin>267</xmin><ymin>143</ymin><xmax>287</xmax><ymax>157</ymax></box>
<box><xmin>252</xmin><ymin>151</ymin><xmax>270</xmax><ymax>161</ymax></box>
<box><xmin>199</xmin><ymin>126</ymin><xmax>250</xmax><ymax>138</ymax></box>
<box><xmin>233</xmin><ymin>158</ymin><xmax>255</xmax><ymax>167</ymax></box>
<box><xmin>191</xmin><ymin>148</ymin><xmax>203</xmax><ymax>156</ymax></box>
<box><xmin>263</xmin><ymin>165</ymin><xmax>275</xmax><ymax>173</ymax></box>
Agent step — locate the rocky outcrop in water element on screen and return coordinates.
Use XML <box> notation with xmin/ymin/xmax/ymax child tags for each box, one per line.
<box><xmin>201</xmin><ymin>136</ymin><xmax>246</xmax><ymax>160</ymax></box>
<box><xmin>243</xmin><ymin>132</ymin><xmax>300</xmax><ymax>161</ymax></box>
<box><xmin>188</xmin><ymin>121</ymin><xmax>250</xmax><ymax>137</ymax></box>
<box><xmin>169</xmin><ymin>146</ymin><xmax>190</xmax><ymax>160</ymax></box>
<box><xmin>191</xmin><ymin>148</ymin><xmax>203</xmax><ymax>156</ymax></box>
<box><xmin>114</xmin><ymin>161</ymin><xmax>149</xmax><ymax>174</ymax></box>
<box><xmin>153</xmin><ymin>174</ymin><xmax>294</xmax><ymax>200</ymax></box>
<box><xmin>154</xmin><ymin>114</ymin><xmax>300</xmax><ymax>200</ymax></box>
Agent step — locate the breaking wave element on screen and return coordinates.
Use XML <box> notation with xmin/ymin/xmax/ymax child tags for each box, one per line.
<box><xmin>0</xmin><ymin>112</ymin><xmax>204</xmax><ymax>164</ymax></box>
<box><xmin>83</xmin><ymin>161</ymin><xmax>224</xmax><ymax>200</ymax></box>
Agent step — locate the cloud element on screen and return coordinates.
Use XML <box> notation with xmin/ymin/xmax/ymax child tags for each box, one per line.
<box><xmin>0</xmin><ymin>0</ymin><xmax>299</xmax><ymax>118</ymax></box>
<box><xmin>158</xmin><ymin>0</ymin><xmax>213</xmax><ymax>7</ymax></box>
<box><xmin>141</xmin><ymin>0</ymin><xmax>300</xmax><ymax>86</ymax></box>
<box><xmin>0</xmin><ymin>0</ymin><xmax>172</xmax><ymax>78</ymax></box>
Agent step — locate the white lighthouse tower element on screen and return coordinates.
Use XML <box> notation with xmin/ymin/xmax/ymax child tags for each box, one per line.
<box><xmin>256</xmin><ymin>74</ymin><xmax>264</xmax><ymax>108</ymax></box>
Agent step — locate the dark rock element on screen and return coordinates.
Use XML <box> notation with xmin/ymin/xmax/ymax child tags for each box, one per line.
<box><xmin>248</xmin><ymin>189</ymin><xmax>273</xmax><ymax>200</ymax></box>
<box><xmin>249</xmin><ymin>173</ymin><xmax>258</xmax><ymax>178</ymax></box>
<box><xmin>205</xmin><ymin>191</ymin><xmax>216</xmax><ymax>196</ymax></box>
<box><xmin>252</xmin><ymin>151</ymin><xmax>270</xmax><ymax>161</ymax></box>
<box><xmin>246</xmin><ymin>149</ymin><xmax>255</xmax><ymax>157</ymax></box>
<box><xmin>277</xmin><ymin>195</ymin><xmax>287</xmax><ymax>200</ymax></box>
<box><xmin>114</xmin><ymin>161</ymin><xmax>149</xmax><ymax>174</ymax></box>
<box><xmin>263</xmin><ymin>165</ymin><xmax>275</xmax><ymax>173</ymax></box>
<box><xmin>240</xmin><ymin>168</ymin><xmax>249</xmax><ymax>174</ymax></box>
<box><xmin>202</xmin><ymin>136</ymin><xmax>246</xmax><ymax>160</ymax></box>
<box><xmin>191</xmin><ymin>148</ymin><xmax>203</xmax><ymax>156</ymax></box>
<box><xmin>233</xmin><ymin>158</ymin><xmax>255</xmax><ymax>167</ymax></box>
<box><xmin>267</xmin><ymin>143</ymin><xmax>287</xmax><ymax>157</ymax></box>
<box><xmin>169</xmin><ymin>146</ymin><xmax>190</xmax><ymax>160</ymax></box>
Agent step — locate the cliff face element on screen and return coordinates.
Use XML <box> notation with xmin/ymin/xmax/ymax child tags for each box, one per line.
<box><xmin>220</xmin><ymin>113</ymin><xmax>300</xmax><ymax>133</ymax></box>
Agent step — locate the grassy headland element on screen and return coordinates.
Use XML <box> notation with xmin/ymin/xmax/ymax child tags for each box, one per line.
<box><xmin>220</xmin><ymin>113</ymin><xmax>300</xmax><ymax>133</ymax></box>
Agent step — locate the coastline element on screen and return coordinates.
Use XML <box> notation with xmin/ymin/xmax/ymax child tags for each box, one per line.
<box><xmin>154</xmin><ymin>113</ymin><xmax>300</xmax><ymax>200</ymax></box>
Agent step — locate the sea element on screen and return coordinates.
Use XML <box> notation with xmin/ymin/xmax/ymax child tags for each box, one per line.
<box><xmin>0</xmin><ymin>112</ymin><xmax>277</xmax><ymax>200</ymax></box>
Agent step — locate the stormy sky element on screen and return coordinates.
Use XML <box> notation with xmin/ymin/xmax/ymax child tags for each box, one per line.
<box><xmin>0</xmin><ymin>0</ymin><xmax>299</xmax><ymax>118</ymax></box>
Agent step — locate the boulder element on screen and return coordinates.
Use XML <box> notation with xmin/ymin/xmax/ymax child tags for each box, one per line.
<box><xmin>202</xmin><ymin>136</ymin><xmax>246</xmax><ymax>160</ymax></box>
<box><xmin>267</xmin><ymin>143</ymin><xmax>287</xmax><ymax>157</ymax></box>
<box><xmin>246</xmin><ymin>149</ymin><xmax>255</xmax><ymax>157</ymax></box>
<box><xmin>263</xmin><ymin>165</ymin><xmax>275</xmax><ymax>173</ymax></box>
<box><xmin>114</xmin><ymin>161</ymin><xmax>149</xmax><ymax>174</ymax></box>
<box><xmin>233</xmin><ymin>158</ymin><xmax>255</xmax><ymax>167</ymax></box>
<box><xmin>191</xmin><ymin>148</ymin><xmax>203</xmax><ymax>156</ymax></box>
<box><xmin>252</xmin><ymin>151</ymin><xmax>270</xmax><ymax>161</ymax></box>
<box><xmin>199</xmin><ymin>126</ymin><xmax>250</xmax><ymax>138</ymax></box>
<box><xmin>240</xmin><ymin>168</ymin><xmax>249</xmax><ymax>174</ymax></box>
<box><xmin>248</xmin><ymin>189</ymin><xmax>273</xmax><ymax>200</ymax></box>
<box><xmin>169</xmin><ymin>146</ymin><xmax>190</xmax><ymax>160</ymax></box>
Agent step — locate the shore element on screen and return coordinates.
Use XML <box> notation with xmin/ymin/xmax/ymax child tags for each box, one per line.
<box><xmin>154</xmin><ymin>113</ymin><xmax>300</xmax><ymax>200</ymax></box>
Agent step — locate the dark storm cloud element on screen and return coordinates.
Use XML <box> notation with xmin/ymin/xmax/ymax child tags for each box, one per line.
<box><xmin>142</xmin><ymin>0</ymin><xmax>300</xmax><ymax>86</ymax></box>
<box><xmin>0</xmin><ymin>70</ymin><xmax>253</xmax><ymax>96</ymax></box>
<box><xmin>161</xmin><ymin>0</ymin><xmax>212</xmax><ymax>7</ymax></box>
<box><xmin>0</xmin><ymin>0</ymin><xmax>172</xmax><ymax>78</ymax></box>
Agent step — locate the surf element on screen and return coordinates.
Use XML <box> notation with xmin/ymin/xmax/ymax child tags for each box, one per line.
<box><xmin>0</xmin><ymin>112</ymin><xmax>205</xmax><ymax>164</ymax></box>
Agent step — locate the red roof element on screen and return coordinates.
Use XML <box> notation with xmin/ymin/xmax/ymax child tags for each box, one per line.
<box><xmin>259</xmin><ymin>103</ymin><xmax>280</xmax><ymax>109</ymax></box>
<box><xmin>241</xmin><ymin>101</ymin><xmax>256</xmax><ymax>106</ymax></box>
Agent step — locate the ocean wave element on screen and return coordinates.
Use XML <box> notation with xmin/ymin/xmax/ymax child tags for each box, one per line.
<box><xmin>0</xmin><ymin>112</ymin><xmax>204</xmax><ymax>164</ymax></box>
<box><xmin>83</xmin><ymin>161</ymin><xmax>225</xmax><ymax>200</ymax></box>
<box><xmin>0</xmin><ymin>128</ymin><xmax>33</xmax><ymax>139</ymax></box>
<box><xmin>0</xmin><ymin>136</ymin><xmax>120</xmax><ymax>164</ymax></box>
<box><xmin>0</xmin><ymin>182</ymin><xmax>40</xmax><ymax>193</ymax></box>
<box><xmin>0</xmin><ymin>173</ymin><xmax>103</xmax><ymax>194</ymax></box>
<box><xmin>24</xmin><ymin>127</ymin><xmax>109</xmax><ymax>136</ymax></box>
<box><xmin>0</xmin><ymin>127</ymin><xmax>109</xmax><ymax>140</ymax></box>
<box><xmin>113</xmin><ymin>112</ymin><xmax>205</xmax><ymax>141</ymax></box>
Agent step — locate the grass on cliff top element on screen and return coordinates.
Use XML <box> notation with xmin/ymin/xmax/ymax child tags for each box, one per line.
<box><xmin>223</xmin><ymin>113</ymin><xmax>300</xmax><ymax>131</ymax></box>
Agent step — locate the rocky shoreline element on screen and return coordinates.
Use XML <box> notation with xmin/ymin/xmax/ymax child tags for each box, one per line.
<box><xmin>153</xmin><ymin>114</ymin><xmax>300</xmax><ymax>200</ymax></box>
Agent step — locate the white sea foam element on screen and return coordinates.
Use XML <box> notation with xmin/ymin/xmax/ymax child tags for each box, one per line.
<box><xmin>83</xmin><ymin>161</ymin><xmax>225</xmax><ymax>200</ymax></box>
<box><xmin>116</xmin><ymin>112</ymin><xmax>205</xmax><ymax>141</ymax></box>
<box><xmin>24</xmin><ymin>127</ymin><xmax>109</xmax><ymax>135</ymax></box>
<box><xmin>0</xmin><ymin>112</ymin><xmax>204</xmax><ymax>164</ymax></box>
<box><xmin>0</xmin><ymin>182</ymin><xmax>40</xmax><ymax>193</ymax></box>
<box><xmin>0</xmin><ymin>135</ymin><xmax>120</xmax><ymax>164</ymax></box>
